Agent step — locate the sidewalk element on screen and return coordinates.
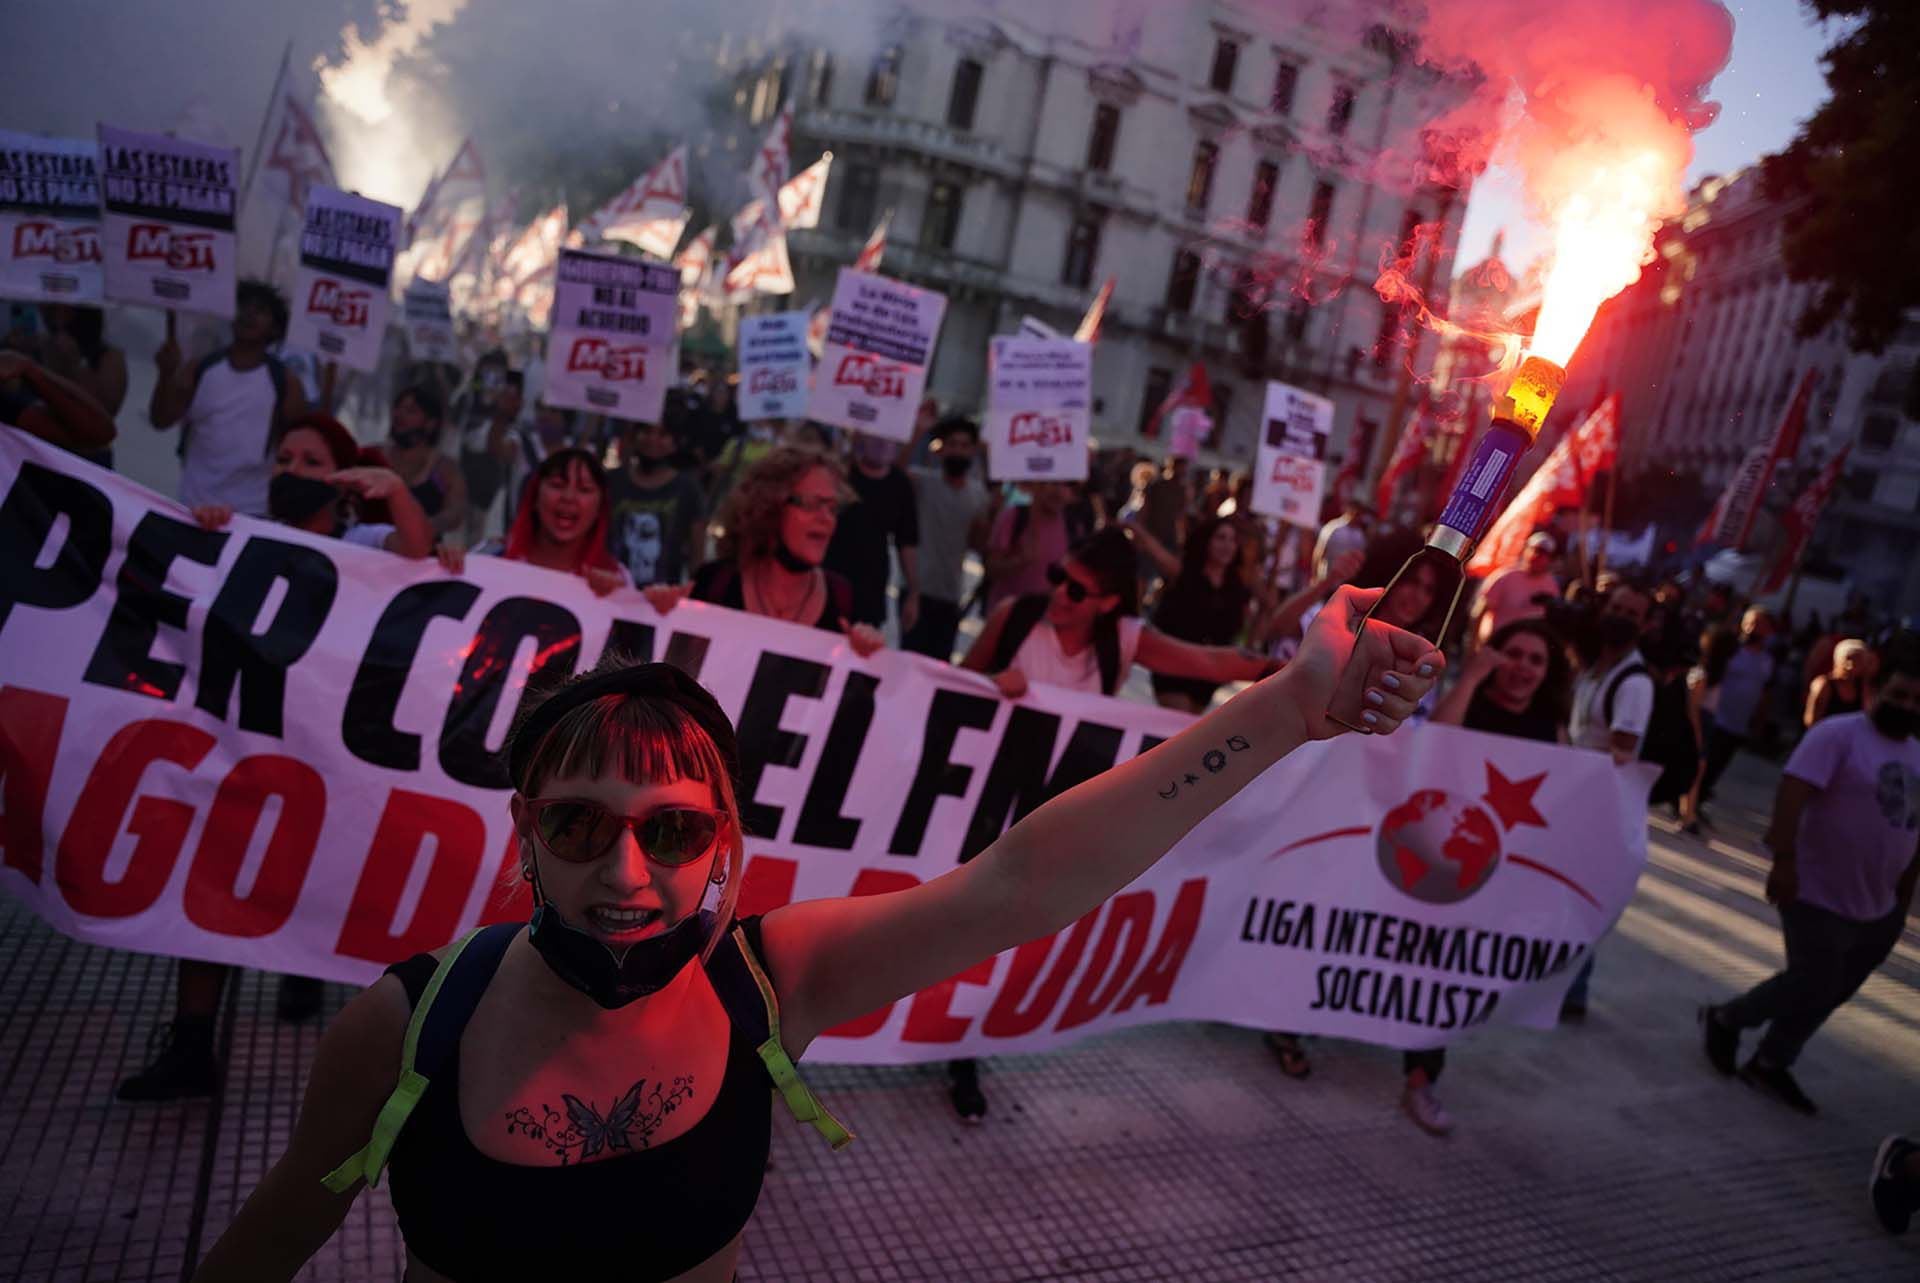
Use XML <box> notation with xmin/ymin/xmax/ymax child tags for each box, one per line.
<box><xmin>2</xmin><ymin>749</ymin><xmax>1915</xmax><ymax>1282</ymax></box>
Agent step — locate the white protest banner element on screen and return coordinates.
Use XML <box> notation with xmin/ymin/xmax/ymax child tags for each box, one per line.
<box><xmin>282</xmin><ymin>186</ymin><xmax>399</xmax><ymax>373</ymax></box>
<box><xmin>737</xmin><ymin>311</ymin><xmax>812</xmax><ymax>421</ymax></box>
<box><xmin>401</xmin><ymin>278</ymin><xmax>456</xmax><ymax>364</ymax></box>
<box><xmin>0</xmin><ymin>131</ymin><xmax>103</xmax><ymax>304</ymax></box>
<box><xmin>97</xmin><ymin>124</ymin><xmax>238</xmax><ymax>317</ymax></box>
<box><xmin>542</xmin><ymin>248</ymin><xmax>678</xmax><ymax>422</ymax></box>
<box><xmin>1169</xmin><ymin>406</ymin><xmax>1209</xmax><ymax>460</ymax></box>
<box><xmin>0</xmin><ymin>428</ymin><xmax>1650</xmax><ymax>1063</ymax></box>
<box><xmin>808</xmin><ymin>268</ymin><xmax>946</xmax><ymax>442</ymax></box>
<box><xmin>1254</xmin><ymin>380</ymin><xmax>1333</xmax><ymax>531</ymax></box>
<box><xmin>985</xmin><ymin>336</ymin><xmax>1091</xmax><ymax>483</ymax></box>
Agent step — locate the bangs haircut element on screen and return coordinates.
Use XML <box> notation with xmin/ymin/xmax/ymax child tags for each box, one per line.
<box><xmin>511</xmin><ymin>653</ymin><xmax>747</xmax><ymax>959</ymax></box>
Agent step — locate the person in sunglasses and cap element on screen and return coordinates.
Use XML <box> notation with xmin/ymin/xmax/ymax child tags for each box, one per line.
<box><xmin>193</xmin><ymin>573</ymin><xmax>1443</xmax><ymax>1281</ymax></box>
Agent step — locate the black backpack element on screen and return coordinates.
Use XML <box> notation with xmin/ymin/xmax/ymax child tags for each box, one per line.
<box><xmin>1605</xmin><ymin>662</ymin><xmax>1699</xmax><ymax>779</ymax></box>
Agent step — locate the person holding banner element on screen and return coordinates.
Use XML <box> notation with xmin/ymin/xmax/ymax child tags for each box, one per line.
<box><xmin>0</xmin><ymin>348</ymin><xmax>119</xmax><ymax>459</ymax></box>
<box><xmin>117</xmin><ymin>413</ymin><xmax>436</xmax><ymax>1101</ymax></box>
<box><xmin>438</xmin><ymin>447</ymin><xmax>631</xmax><ymax>597</ymax></box>
<box><xmin>149</xmin><ymin>280</ymin><xmax>306</xmax><ymax>517</ymax></box>
<box><xmin>8</xmin><ymin>304</ymin><xmax>127</xmax><ymax>467</ymax></box>
<box><xmin>189</xmin><ymin>582</ymin><xmax>1442</xmax><ymax>1283</ymax></box>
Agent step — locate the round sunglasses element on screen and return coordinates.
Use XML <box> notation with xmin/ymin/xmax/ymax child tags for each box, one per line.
<box><xmin>1045</xmin><ymin>562</ymin><xmax>1096</xmax><ymax>603</ymax></box>
<box><xmin>525</xmin><ymin>799</ymin><xmax>723</xmax><ymax>867</ymax></box>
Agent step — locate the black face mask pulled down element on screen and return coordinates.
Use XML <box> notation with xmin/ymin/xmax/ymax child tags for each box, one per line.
<box><xmin>1871</xmin><ymin>702</ymin><xmax>1919</xmax><ymax>741</ymax></box>
<box><xmin>527</xmin><ymin>882</ymin><xmax>715</xmax><ymax>1009</ymax></box>
<box><xmin>268</xmin><ymin>472</ymin><xmax>340</xmax><ymax>524</ymax></box>
<box><xmin>773</xmin><ymin>540</ymin><xmax>817</xmax><ymax>574</ymax></box>
<box><xmin>941</xmin><ymin>454</ymin><xmax>973</xmax><ymax>479</ymax></box>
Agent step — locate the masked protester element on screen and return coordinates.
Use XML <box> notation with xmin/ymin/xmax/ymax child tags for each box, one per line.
<box><xmin>191</xmin><ymin>582</ymin><xmax>1442</xmax><ymax>1282</ymax></box>
<box><xmin>823</xmin><ymin>431</ymin><xmax>921</xmax><ymax>631</ymax></box>
<box><xmin>1702</xmin><ymin>637</ymin><xmax>1920</xmax><ymax>1115</ymax></box>
<box><xmin>384</xmin><ymin>381</ymin><xmax>466</xmax><ymax>541</ymax></box>
<box><xmin>605</xmin><ymin>417</ymin><xmax>707</xmax><ymax>589</ymax></box>
<box><xmin>900</xmin><ymin>416</ymin><xmax>990</xmax><ymax>661</ymax></box>
<box><xmin>116</xmin><ymin>416</ymin><xmax>432</xmax><ymax>1104</ymax></box>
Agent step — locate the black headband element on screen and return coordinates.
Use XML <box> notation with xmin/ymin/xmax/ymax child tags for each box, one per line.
<box><xmin>507</xmin><ymin>662</ymin><xmax>740</xmax><ymax>794</ymax></box>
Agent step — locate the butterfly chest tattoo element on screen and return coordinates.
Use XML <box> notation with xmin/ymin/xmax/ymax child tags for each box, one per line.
<box><xmin>504</xmin><ymin>1074</ymin><xmax>698</xmax><ymax>1164</ymax></box>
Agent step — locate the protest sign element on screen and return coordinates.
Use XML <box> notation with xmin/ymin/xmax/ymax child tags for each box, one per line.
<box><xmin>985</xmin><ymin>337</ymin><xmax>1091</xmax><ymax>482</ymax></box>
<box><xmin>1254</xmin><ymin>380</ymin><xmax>1333</xmax><ymax>531</ymax></box>
<box><xmin>400</xmin><ymin>278</ymin><xmax>456</xmax><ymax>364</ymax></box>
<box><xmin>737</xmin><ymin>311</ymin><xmax>811</xmax><ymax>421</ymax></box>
<box><xmin>0</xmin><ymin>428</ymin><xmax>1652</xmax><ymax>1063</ymax></box>
<box><xmin>0</xmin><ymin>131</ymin><xmax>103</xmax><ymax>304</ymax></box>
<box><xmin>807</xmin><ymin>268</ymin><xmax>946</xmax><ymax>441</ymax></box>
<box><xmin>282</xmin><ymin>186</ymin><xmax>399</xmax><ymax>373</ymax></box>
<box><xmin>542</xmin><ymin>248</ymin><xmax>678</xmax><ymax>422</ymax></box>
<box><xmin>96</xmin><ymin>124</ymin><xmax>237</xmax><ymax>317</ymax></box>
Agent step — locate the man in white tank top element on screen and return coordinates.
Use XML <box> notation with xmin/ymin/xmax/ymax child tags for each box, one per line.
<box><xmin>148</xmin><ymin>280</ymin><xmax>307</xmax><ymax>516</ymax></box>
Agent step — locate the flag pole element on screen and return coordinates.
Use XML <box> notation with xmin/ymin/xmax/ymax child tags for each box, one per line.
<box><xmin>1595</xmin><ymin>462</ymin><xmax>1617</xmax><ymax>581</ymax></box>
<box><xmin>240</xmin><ymin>42</ymin><xmax>294</xmax><ymax>223</ymax></box>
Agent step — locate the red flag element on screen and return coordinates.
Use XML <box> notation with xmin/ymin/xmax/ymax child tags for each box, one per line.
<box><xmin>1699</xmin><ymin>368</ymin><xmax>1817</xmax><ymax>550</ymax></box>
<box><xmin>1074</xmin><ymin>277</ymin><xmax>1114</xmax><ymax>344</ymax></box>
<box><xmin>1374</xmin><ymin>397</ymin><xmax>1434</xmax><ymax>517</ymax></box>
<box><xmin>854</xmin><ymin>210</ymin><xmax>890</xmax><ymax>274</ymax></box>
<box><xmin>1758</xmin><ymin>446</ymin><xmax>1849</xmax><ymax>594</ymax></box>
<box><xmin>1463</xmin><ymin>394</ymin><xmax>1616</xmax><ymax>577</ymax></box>
<box><xmin>748</xmin><ymin>105</ymin><xmax>793</xmax><ymax>203</ymax></box>
<box><xmin>1143</xmin><ymin>360</ymin><xmax>1211</xmax><ymax>440</ymax></box>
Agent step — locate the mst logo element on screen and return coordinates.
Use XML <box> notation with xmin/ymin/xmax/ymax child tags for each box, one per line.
<box><xmin>11</xmin><ymin>221</ymin><xmax>101</xmax><ymax>265</ymax></box>
<box><xmin>832</xmin><ymin>352</ymin><xmax>906</xmax><ymax>399</ymax></box>
<box><xmin>127</xmin><ymin>224</ymin><xmax>216</xmax><ymax>272</ymax></box>
<box><xmin>306</xmin><ymin>279</ymin><xmax>371</xmax><ymax>328</ymax></box>
<box><xmin>1007</xmin><ymin>411</ymin><xmax>1074</xmax><ymax>449</ymax></box>
<box><xmin>748</xmin><ymin>366</ymin><xmax>799</xmax><ymax>396</ymax></box>
<box><xmin>567</xmin><ymin>336</ymin><xmax>647</xmax><ymax>382</ymax></box>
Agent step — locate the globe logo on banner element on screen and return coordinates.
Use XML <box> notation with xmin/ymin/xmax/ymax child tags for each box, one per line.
<box><xmin>1373</xmin><ymin>764</ymin><xmax>1551</xmax><ymax>906</ymax></box>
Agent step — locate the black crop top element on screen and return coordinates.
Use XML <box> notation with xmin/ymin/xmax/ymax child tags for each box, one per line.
<box><xmin>383</xmin><ymin>919</ymin><xmax>775</xmax><ymax>1282</ymax></box>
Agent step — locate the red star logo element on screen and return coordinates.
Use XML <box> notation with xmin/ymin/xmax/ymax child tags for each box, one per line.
<box><xmin>1481</xmin><ymin>762</ymin><xmax>1547</xmax><ymax>831</ymax></box>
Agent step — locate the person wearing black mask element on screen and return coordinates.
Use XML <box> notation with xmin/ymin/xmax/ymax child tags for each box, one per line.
<box><xmin>117</xmin><ymin>415</ymin><xmax>432</xmax><ymax>1103</ymax></box>
<box><xmin>1702</xmin><ymin>637</ymin><xmax>1920</xmax><ymax>1115</ymax></box>
<box><xmin>902</xmin><ymin>416</ymin><xmax>989</xmax><ymax>660</ymax></box>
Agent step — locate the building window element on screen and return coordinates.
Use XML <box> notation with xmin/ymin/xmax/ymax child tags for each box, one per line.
<box><xmin>1209</xmin><ymin>39</ymin><xmax>1240</xmax><ymax>94</ymax></box>
<box><xmin>922</xmin><ymin>181</ymin><xmax>961</xmax><ymax>252</ymax></box>
<box><xmin>1372</xmin><ymin>303</ymin><xmax>1400</xmax><ymax>369</ymax></box>
<box><xmin>1087</xmin><ymin>103</ymin><xmax>1120</xmax><ymax>173</ymax></box>
<box><xmin>1327</xmin><ymin>84</ymin><xmax>1357</xmax><ymax>136</ymax></box>
<box><xmin>1062</xmin><ymin>215</ymin><xmax>1101</xmax><ymax>288</ymax></box>
<box><xmin>1863</xmin><ymin>413</ymin><xmax>1899</xmax><ymax>451</ymax></box>
<box><xmin>812</xmin><ymin>52</ymin><xmax>835</xmax><ymax>107</ymax></box>
<box><xmin>948</xmin><ymin>58</ymin><xmax>984</xmax><ymax>130</ymax></box>
<box><xmin>1208</xmin><ymin>382</ymin><xmax>1232</xmax><ymax>449</ymax></box>
<box><xmin>1166</xmin><ymin>248</ymin><xmax>1202</xmax><ymax>313</ymax></box>
<box><xmin>836</xmin><ymin>163</ymin><xmax>879</xmax><ymax>232</ymax></box>
<box><xmin>1271</xmin><ymin>62</ymin><xmax>1299</xmax><ymax>115</ymax></box>
<box><xmin>865</xmin><ymin>46</ymin><xmax>901</xmax><ymax>107</ymax></box>
<box><xmin>1140</xmin><ymin>366</ymin><xmax>1174</xmax><ymax>436</ymax></box>
<box><xmin>1186</xmin><ymin>142</ymin><xmax>1219</xmax><ymax>215</ymax></box>
<box><xmin>1307</xmin><ymin>181</ymin><xmax>1336</xmax><ymax>247</ymax></box>
<box><xmin>1285</xmin><ymin>297</ymin><xmax>1311</xmax><ymax>342</ymax></box>
<box><xmin>1248</xmin><ymin>160</ymin><xmax>1279</xmax><ymax>230</ymax></box>
<box><xmin>1233</xmin><ymin>274</ymin><xmax>1270</xmax><ymax>376</ymax></box>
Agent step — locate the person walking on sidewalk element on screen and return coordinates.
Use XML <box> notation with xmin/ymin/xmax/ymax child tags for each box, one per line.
<box><xmin>1701</xmin><ymin>638</ymin><xmax>1920</xmax><ymax>1114</ymax></box>
<box><xmin>1697</xmin><ymin>607</ymin><xmax>1778</xmax><ymax>815</ymax></box>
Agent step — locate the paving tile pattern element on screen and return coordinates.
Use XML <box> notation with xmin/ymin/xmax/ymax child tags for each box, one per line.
<box><xmin>2</xmin><ymin>754</ymin><xmax>1916</xmax><ymax>1282</ymax></box>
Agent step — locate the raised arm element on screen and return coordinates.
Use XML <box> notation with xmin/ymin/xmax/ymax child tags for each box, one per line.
<box><xmin>191</xmin><ymin>980</ymin><xmax>408</xmax><ymax>1282</ymax></box>
<box><xmin>1122</xmin><ymin>513</ymin><xmax>1180</xmax><ymax>580</ymax></box>
<box><xmin>1802</xmin><ymin>675</ymin><xmax>1830</xmax><ymax>730</ymax></box>
<box><xmin>762</xmin><ymin>587</ymin><xmax>1442</xmax><ymax>1053</ymax></box>
<box><xmin>1134</xmin><ymin>625</ymin><xmax>1274</xmax><ymax>685</ymax></box>
<box><xmin>148</xmin><ymin>334</ymin><xmax>195</xmax><ymax>429</ymax></box>
<box><xmin>1431</xmin><ymin>647</ymin><xmax>1501</xmax><ymax>726</ymax></box>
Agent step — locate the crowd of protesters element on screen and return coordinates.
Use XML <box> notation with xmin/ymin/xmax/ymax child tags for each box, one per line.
<box><xmin>3</xmin><ymin>284</ymin><xmax>1916</xmax><ymax>1233</ymax></box>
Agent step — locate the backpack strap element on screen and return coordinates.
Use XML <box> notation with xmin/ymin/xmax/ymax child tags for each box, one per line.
<box><xmin>263</xmin><ymin>354</ymin><xmax>290</xmax><ymax>451</ymax></box>
<box><xmin>988</xmin><ymin>593</ymin><xmax>1051</xmax><ymax>677</ymax></box>
<box><xmin>320</xmin><ymin>922</ymin><xmax>520</xmax><ymax>1193</ymax></box>
<box><xmin>1601</xmin><ymin>662</ymin><xmax>1649</xmax><ymax>731</ymax></box>
<box><xmin>705</xmin><ymin>922</ymin><xmax>855</xmax><ymax>1152</ymax></box>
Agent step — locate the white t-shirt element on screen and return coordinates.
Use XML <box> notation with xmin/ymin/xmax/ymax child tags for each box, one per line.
<box><xmin>179</xmin><ymin>357</ymin><xmax>279</xmax><ymax>515</ymax></box>
<box><xmin>342</xmin><ymin>522</ymin><xmax>395</xmax><ymax>550</ymax></box>
<box><xmin>1570</xmin><ymin>649</ymin><xmax>1655</xmax><ymax>753</ymax></box>
<box><xmin>1009</xmin><ymin>615</ymin><xmax>1144</xmax><ymax>696</ymax></box>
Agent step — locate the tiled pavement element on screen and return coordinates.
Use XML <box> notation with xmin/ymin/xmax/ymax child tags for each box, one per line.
<box><xmin>3</xmin><ymin>751</ymin><xmax>1916</xmax><ymax>1282</ymax></box>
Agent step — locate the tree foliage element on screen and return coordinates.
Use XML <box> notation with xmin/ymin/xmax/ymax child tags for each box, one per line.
<box><xmin>1762</xmin><ymin>1</ymin><xmax>1920</xmax><ymax>353</ymax></box>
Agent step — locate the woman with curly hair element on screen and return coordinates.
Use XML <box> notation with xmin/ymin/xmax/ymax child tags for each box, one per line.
<box><xmin>659</xmin><ymin>446</ymin><xmax>884</xmax><ymax>657</ymax></box>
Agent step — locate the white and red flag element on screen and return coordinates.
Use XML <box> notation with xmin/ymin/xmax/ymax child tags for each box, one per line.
<box><xmin>237</xmin><ymin>47</ymin><xmax>337</xmax><ymax>282</ymax></box>
<box><xmin>399</xmin><ymin>138</ymin><xmax>486</xmax><ymax>290</ymax></box>
<box><xmin>854</xmin><ymin>210</ymin><xmax>891</xmax><ymax>274</ymax></box>
<box><xmin>494</xmin><ymin>203</ymin><xmax>567</xmax><ymax>328</ymax></box>
<box><xmin>724</xmin><ymin>200</ymin><xmax>794</xmax><ymax>298</ymax></box>
<box><xmin>777</xmin><ymin>154</ymin><xmax>832</xmax><ymax>230</ymax></box>
<box><xmin>1144</xmin><ymin>360</ymin><xmax>1212</xmax><ymax>441</ymax></box>
<box><xmin>1698</xmin><ymin>368</ymin><xmax>1817</xmax><ymax>551</ymax></box>
<box><xmin>1464</xmin><ymin>393</ymin><xmax>1618</xmax><ymax>577</ymax></box>
<box><xmin>673</xmin><ymin>224</ymin><xmax>716</xmax><ymax>329</ymax></box>
<box><xmin>571</xmin><ymin>145</ymin><xmax>689</xmax><ymax>260</ymax></box>
<box><xmin>1758</xmin><ymin>446</ymin><xmax>1849</xmax><ymax>594</ymax></box>
<box><xmin>1074</xmin><ymin>276</ymin><xmax>1115</xmax><ymax>344</ymax></box>
<box><xmin>748</xmin><ymin>104</ymin><xmax>793</xmax><ymax>203</ymax></box>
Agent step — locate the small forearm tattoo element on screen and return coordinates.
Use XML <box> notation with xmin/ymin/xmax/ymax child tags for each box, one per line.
<box><xmin>504</xmin><ymin>1075</ymin><xmax>696</xmax><ymax>1164</ymax></box>
<box><xmin>1158</xmin><ymin>735</ymin><xmax>1253</xmax><ymax>800</ymax></box>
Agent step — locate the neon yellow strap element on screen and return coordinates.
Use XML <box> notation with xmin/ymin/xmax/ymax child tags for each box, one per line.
<box><xmin>321</xmin><ymin>928</ymin><xmax>487</xmax><ymax>1193</ymax></box>
<box><xmin>730</xmin><ymin>927</ymin><xmax>856</xmax><ymax>1151</ymax></box>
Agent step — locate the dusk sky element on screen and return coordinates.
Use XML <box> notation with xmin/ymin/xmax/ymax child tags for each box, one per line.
<box><xmin>1456</xmin><ymin>0</ymin><xmax>1838</xmax><ymax>275</ymax></box>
